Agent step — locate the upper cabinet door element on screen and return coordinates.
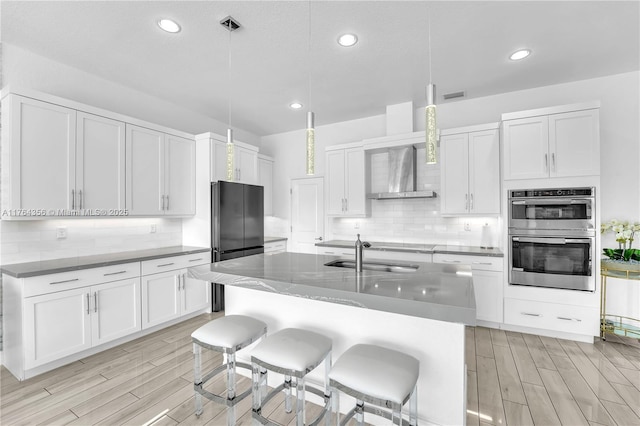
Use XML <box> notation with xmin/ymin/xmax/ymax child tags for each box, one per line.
<box><xmin>9</xmin><ymin>95</ymin><xmax>76</xmax><ymax>211</ymax></box>
<box><xmin>211</xmin><ymin>140</ymin><xmax>229</xmax><ymax>182</ymax></box>
<box><xmin>344</xmin><ymin>147</ymin><xmax>366</xmax><ymax>215</ymax></box>
<box><xmin>258</xmin><ymin>157</ymin><xmax>274</xmax><ymax>216</ymax></box>
<box><xmin>76</xmin><ymin>112</ymin><xmax>125</xmax><ymax>210</ymax></box>
<box><xmin>165</xmin><ymin>134</ymin><xmax>196</xmax><ymax>215</ymax></box>
<box><xmin>549</xmin><ymin>109</ymin><xmax>600</xmax><ymax>177</ymax></box>
<box><xmin>503</xmin><ymin>116</ymin><xmax>549</xmax><ymax>180</ymax></box>
<box><xmin>440</xmin><ymin>133</ymin><xmax>470</xmax><ymax>215</ymax></box>
<box><xmin>237</xmin><ymin>146</ymin><xmax>258</xmax><ymax>184</ymax></box>
<box><xmin>126</xmin><ymin>124</ymin><xmax>164</xmax><ymax>216</ymax></box>
<box><xmin>468</xmin><ymin>129</ymin><xmax>500</xmax><ymax>214</ymax></box>
<box><xmin>325</xmin><ymin>149</ymin><xmax>346</xmax><ymax>215</ymax></box>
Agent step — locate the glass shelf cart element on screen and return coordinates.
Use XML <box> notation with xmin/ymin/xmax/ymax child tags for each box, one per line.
<box><xmin>600</xmin><ymin>259</ymin><xmax>640</xmax><ymax>340</ymax></box>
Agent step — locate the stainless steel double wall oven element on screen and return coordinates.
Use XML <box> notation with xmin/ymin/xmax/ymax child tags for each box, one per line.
<box><xmin>508</xmin><ymin>187</ymin><xmax>596</xmax><ymax>292</ymax></box>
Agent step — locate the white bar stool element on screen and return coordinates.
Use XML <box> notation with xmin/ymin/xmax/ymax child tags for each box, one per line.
<box><xmin>192</xmin><ymin>315</ymin><xmax>268</xmax><ymax>426</ymax></box>
<box><xmin>251</xmin><ymin>328</ymin><xmax>332</xmax><ymax>426</ymax></box>
<box><xmin>329</xmin><ymin>344</ymin><xmax>419</xmax><ymax>426</ymax></box>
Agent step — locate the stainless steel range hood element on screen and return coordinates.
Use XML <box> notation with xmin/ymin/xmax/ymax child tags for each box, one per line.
<box><xmin>366</xmin><ymin>146</ymin><xmax>437</xmax><ymax>200</ymax></box>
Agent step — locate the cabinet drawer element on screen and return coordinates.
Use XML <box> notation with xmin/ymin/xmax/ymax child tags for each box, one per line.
<box><xmin>23</xmin><ymin>262</ymin><xmax>140</xmax><ymax>297</ymax></box>
<box><xmin>365</xmin><ymin>250</ymin><xmax>432</xmax><ymax>263</ymax></box>
<box><xmin>316</xmin><ymin>247</ymin><xmax>355</xmax><ymax>258</ymax></box>
<box><xmin>504</xmin><ymin>298</ymin><xmax>598</xmax><ymax>336</ymax></box>
<box><xmin>141</xmin><ymin>252</ymin><xmax>210</xmax><ymax>276</ymax></box>
<box><xmin>433</xmin><ymin>253</ymin><xmax>503</xmax><ymax>271</ymax></box>
<box><xmin>265</xmin><ymin>241</ymin><xmax>287</xmax><ymax>254</ymax></box>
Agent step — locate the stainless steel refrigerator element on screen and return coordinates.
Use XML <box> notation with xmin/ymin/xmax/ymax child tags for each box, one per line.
<box><xmin>211</xmin><ymin>181</ymin><xmax>264</xmax><ymax>311</ymax></box>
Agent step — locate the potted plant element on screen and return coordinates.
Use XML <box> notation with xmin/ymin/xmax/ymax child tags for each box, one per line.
<box><xmin>601</xmin><ymin>219</ymin><xmax>640</xmax><ymax>262</ymax></box>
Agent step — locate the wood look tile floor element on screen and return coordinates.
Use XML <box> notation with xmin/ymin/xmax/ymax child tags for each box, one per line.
<box><xmin>1</xmin><ymin>313</ymin><xmax>639</xmax><ymax>425</ymax></box>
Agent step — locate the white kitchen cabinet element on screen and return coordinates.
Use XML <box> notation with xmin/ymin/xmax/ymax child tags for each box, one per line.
<box><xmin>503</xmin><ymin>298</ymin><xmax>598</xmax><ymax>337</ymax></box>
<box><xmin>23</xmin><ymin>287</ymin><xmax>92</xmax><ymax>369</ymax></box>
<box><xmin>364</xmin><ymin>250</ymin><xmax>433</xmax><ymax>263</ymax></box>
<box><xmin>211</xmin><ymin>139</ymin><xmax>259</xmax><ymax>184</ymax></box>
<box><xmin>22</xmin><ymin>274</ymin><xmax>141</xmax><ymax>370</ymax></box>
<box><xmin>141</xmin><ymin>253</ymin><xmax>210</xmax><ymax>329</ymax></box>
<box><xmin>2</xmin><ymin>95</ymin><xmax>76</xmax><ymax>212</ymax></box>
<box><xmin>326</xmin><ymin>146</ymin><xmax>369</xmax><ymax>217</ymax></box>
<box><xmin>258</xmin><ymin>155</ymin><xmax>274</xmax><ymax>216</ymax></box>
<box><xmin>503</xmin><ymin>103</ymin><xmax>600</xmax><ymax>180</ymax></box>
<box><xmin>433</xmin><ymin>253</ymin><xmax>504</xmax><ymax>323</ymax></box>
<box><xmin>265</xmin><ymin>239</ymin><xmax>287</xmax><ymax>254</ymax></box>
<box><xmin>440</xmin><ymin>124</ymin><xmax>500</xmax><ymax>215</ymax></box>
<box><xmin>126</xmin><ymin>125</ymin><xmax>195</xmax><ymax>216</ymax></box>
<box><xmin>317</xmin><ymin>246</ymin><xmax>355</xmax><ymax>258</ymax></box>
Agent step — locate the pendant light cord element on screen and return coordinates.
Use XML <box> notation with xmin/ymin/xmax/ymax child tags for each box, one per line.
<box><xmin>228</xmin><ymin>24</ymin><xmax>232</xmax><ymax>130</ymax></box>
<box><xmin>428</xmin><ymin>6</ymin><xmax>432</xmax><ymax>85</ymax></box>
<box><xmin>307</xmin><ymin>0</ymin><xmax>312</xmax><ymax>115</ymax></box>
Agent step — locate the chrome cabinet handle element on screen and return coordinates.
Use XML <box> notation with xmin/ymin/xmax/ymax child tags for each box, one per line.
<box><xmin>72</xmin><ymin>189</ymin><xmax>75</xmax><ymax>210</ymax></box>
<box><xmin>86</xmin><ymin>293</ymin><xmax>90</xmax><ymax>315</ymax></box>
<box><xmin>104</xmin><ymin>270</ymin><xmax>127</xmax><ymax>276</ymax></box>
<box><xmin>544</xmin><ymin>154</ymin><xmax>548</xmax><ymax>172</ymax></box>
<box><xmin>188</xmin><ymin>258</ymin><xmax>204</xmax><ymax>262</ymax></box>
<box><xmin>465</xmin><ymin>194</ymin><xmax>468</xmax><ymax>210</ymax></box>
<box><xmin>470</xmin><ymin>193</ymin><xmax>474</xmax><ymax>211</ymax></box>
<box><xmin>557</xmin><ymin>316</ymin><xmax>581</xmax><ymax>322</ymax></box>
<box><xmin>157</xmin><ymin>262</ymin><xmax>175</xmax><ymax>267</ymax></box>
<box><xmin>472</xmin><ymin>262</ymin><xmax>492</xmax><ymax>265</ymax></box>
<box><xmin>94</xmin><ymin>292</ymin><xmax>98</xmax><ymax>313</ymax></box>
<box><xmin>551</xmin><ymin>153</ymin><xmax>556</xmax><ymax>172</ymax></box>
<box><xmin>50</xmin><ymin>278</ymin><xmax>80</xmax><ymax>285</ymax></box>
<box><xmin>166</xmin><ymin>195</ymin><xmax>170</xmax><ymax>211</ymax></box>
<box><xmin>442</xmin><ymin>260</ymin><xmax>461</xmax><ymax>263</ymax></box>
<box><xmin>345</xmin><ymin>199</ymin><xmax>348</xmax><ymax>212</ymax></box>
<box><xmin>521</xmin><ymin>312</ymin><xmax>541</xmax><ymax>317</ymax></box>
<box><xmin>79</xmin><ymin>190</ymin><xmax>83</xmax><ymax>210</ymax></box>
<box><xmin>182</xmin><ymin>273</ymin><xmax>187</xmax><ymax>290</ymax></box>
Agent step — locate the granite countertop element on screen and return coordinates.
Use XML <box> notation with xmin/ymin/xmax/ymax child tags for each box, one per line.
<box><xmin>2</xmin><ymin>246</ymin><xmax>211</xmax><ymax>278</ymax></box>
<box><xmin>317</xmin><ymin>240</ymin><xmax>503</xmax><ymax>257</ymax></box>
<box><xmin>188</xmin><ymin>252</ymin><xmax>476</xmax><ymax>326</ymax></box>
<box><xmin>264</xmin><ymin>236</ymin><xmax>288</xmax><ymax>243</ymax></box>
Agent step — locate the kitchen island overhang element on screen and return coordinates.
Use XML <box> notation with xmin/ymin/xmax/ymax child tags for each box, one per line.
<box><xmin>188</xmin><ymin>252</ymin><xmax>476</xmax><ymax>425</ymax></box>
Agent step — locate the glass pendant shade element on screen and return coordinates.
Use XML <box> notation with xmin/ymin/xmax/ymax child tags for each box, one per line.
<box><xmin>306</xmin><ymin>111</ymin><xmax>315</xmax><ymax>175</ymax></box>
<box><xmin>226</xmin><ymin>128</ymin><xmax>234</xmax><ymax>181</ymax></box>
<box><xmin>425</xmin><ymin>83</ymin><xmax>437</xmax><ymax>164</ymax></box>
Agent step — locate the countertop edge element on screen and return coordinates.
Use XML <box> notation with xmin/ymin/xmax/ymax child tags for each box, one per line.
<box><xmin>2</xmin><ymin>246</ymin><xmax>211</xmax><ymax>278</ymax></box>
<box><xmin>264</xmin><ymin>237</ymin><xmax>288</xmax><ymax>243</ymax></box>
<box><xmin>316</xmin><ymin>241</ymin><xmax>503</xmax><ymax>257</ymax></box>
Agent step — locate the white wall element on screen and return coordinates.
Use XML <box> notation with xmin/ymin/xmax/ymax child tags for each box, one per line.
<box><xmin>2</xmin><ymin>43</ymin><xmax>261</xmax><ymax>146</ymax></box>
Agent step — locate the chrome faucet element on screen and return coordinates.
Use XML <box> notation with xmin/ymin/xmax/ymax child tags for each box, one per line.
<box><xmin>355</xmin><ymin>234</ymin><xmax>371</xmax><ymax>272</ymax></box>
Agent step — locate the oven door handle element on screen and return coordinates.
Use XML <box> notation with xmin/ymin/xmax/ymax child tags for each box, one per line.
<box><xmin>511</xmin><ymin>199</ymin><xmax>590</xmax><ymax>205</ymax></box>
<box><xmin>513</xmin><ymin>236</ymin><xmax>590</xmax><ymax>244</ymax></box>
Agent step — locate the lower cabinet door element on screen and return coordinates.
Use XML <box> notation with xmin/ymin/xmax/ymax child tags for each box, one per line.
<box><xmin>141</xmin><ymin>271</ymin><xmax>181</xmax><ymax>329</ymax></box>
<box><xmin>472</xmin><ymin>271</ymin><xmax>503</xmax><ymax>323</ymax></box>
<box><xmin>92</xmin><ymin>278</ymin><xmax>142</xmax><ymax>346</ymax></box>
<box><xmin>24</xmin><ymin>288</ymin><xmax>92</xmax><ymax>369</ymax></box>
<box><xmin>181</xmin><ymin>270</ymin><xmax>210</xmax><ymax>316</ymax></box>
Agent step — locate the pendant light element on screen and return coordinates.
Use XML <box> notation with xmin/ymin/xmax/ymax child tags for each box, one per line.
<box><xmin>306</xmin><ymin>0</ymin><xmax>315</xmax><ymax>176</ymax></box>
<box><xmin>425</xmin><ymin>9</ymin><xmax>437</xmax><ymax>165</ymax></box>
<box><xmin>220</xmin><ymin>16</ymin><xmax>240</xmax><ymax>180</ymax></box>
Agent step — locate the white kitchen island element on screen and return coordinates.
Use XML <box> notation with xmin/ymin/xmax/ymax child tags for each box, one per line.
<box><xmin>189</xmin><ymin>252</ymin><xmax>476</xmax><ymax>426</ymax></box>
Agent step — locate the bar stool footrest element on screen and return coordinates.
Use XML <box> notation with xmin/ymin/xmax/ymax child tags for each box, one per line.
<box><xmin>339</xmin><ymin>403</ymin><xmax>413</xmax><ymax>426</ymax></box>
<box><xmin>194</xmin><ymin>361</ymin><xmax>254</xmax><ymax>407</ymax></box>
<box><xmin>252</xmin><ymin>382</ymin><xmax>330</xmax><ymax>426</ymax></box>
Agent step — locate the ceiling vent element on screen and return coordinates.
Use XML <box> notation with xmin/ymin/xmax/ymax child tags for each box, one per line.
<box><xmin>443</xmin><ymin>91</ymin><xmax>465</xmax><ymax>100</ymax></box>
<box><xmin>220</xmin><ymin>16</ymin><xmax>241</xmax><ymax>31</ymax></box>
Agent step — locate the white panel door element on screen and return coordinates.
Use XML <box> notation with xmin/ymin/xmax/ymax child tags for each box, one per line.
<box><xmin>503</xmin><ymin>116</ymin><xmax>549</xmax><ymax>180</ymax></box>
<box><xmin>91</xmin><ymin>278</ymin><xmax>142</xmax><ymax>346</ymax></box>
<box><xmin>291</xmin><ymin>177</ymin><xmax>324</xmax><ymax>254</ymax></box>
<box><xmin>180</xmin><ymin>270</ymin><xmax>210</xmax><ymax>316</ymax></box>
<box><xmin>126</xmin><ymin>125</ymin><xmax>164</xmax><ymax>215</ymax></box>
<box><xmin>165</xmin><ymin>134</ymin><xmax>196</xmax><ymax>215</ymax></box>
<box><xmin>440</xmin><ymin>133</ymin><xmax>469</xmax><ymax>214</ymax></box>
<box><xmin>12</xmin><ymin>95</ymin><xmax>76</xmax><ymax>210</ymax></box>
<box><xmin>325</xmin><ymin>150</ymin><xmax>345</xmax><ymax>215</ymax></box>
<box><xmin>24</xmin><ymin>288</ymin><xmax>91</xmax><ymax>369</ymax></box>
<box><xmin>549</xmin><ymin>109</ymin><xmax>600</xmax><ymax>177</ymax></box>
<box><xmin>76</xmin><ymin>112</ymin><xmax>125</xmax><ymax>211</ymax></box>
<box><xmin>141</xmin><ymin>271</ymin><xmax>181</xmax><ymax>329</ymax></box>
<box><xmin>344</xmin><ymin>148</ymin><xmax>365</xmax><ymax>215</ymax></box>
<box><xmin>468</xmin><ymin>129</ymin><xmax>500</xmax><ymax>215</ymax></box>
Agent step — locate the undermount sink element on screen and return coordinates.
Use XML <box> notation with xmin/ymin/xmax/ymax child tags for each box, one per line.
<box><xmin>324</xmin><ymin>259</ymin><xmax>419</xmax><ymax>273</ymax></box>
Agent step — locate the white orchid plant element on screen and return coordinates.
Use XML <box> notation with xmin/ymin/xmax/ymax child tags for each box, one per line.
<box><xmin>601</xmin><ymin>219</ymin><xmax>640</xmax><ymax>261</ymax></box>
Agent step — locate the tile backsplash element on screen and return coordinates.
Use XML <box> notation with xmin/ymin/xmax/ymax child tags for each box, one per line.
<box><xmin>329</xmin><ymin>147</ymin><xmax>503</xmax><ymax>247</ymax></box>
<box><xmin>0</xmin><ymin>218</ymin><xmax>183</xmax><ymax>265</ymax></box>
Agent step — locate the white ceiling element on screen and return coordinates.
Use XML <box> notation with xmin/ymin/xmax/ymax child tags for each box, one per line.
<box><xmin>2</xmin><ymin>1</ymin><xmax>639</xmax><ymax>137</ymax></box>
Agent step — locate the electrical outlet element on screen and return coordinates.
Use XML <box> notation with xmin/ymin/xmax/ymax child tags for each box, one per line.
<box><xmin>150</xmin><ymin>224</ymin><xmax>157</xmax><ymax>233</ymax></box>
<box><xmin>464</xmin><ymin>222</ymin><xmax>471</xmax><ymax>231</ymax></box>
<box><xmin>56</xmin><ymin>227</ymin><xmax>67</xmax><ymax>239</ymax></box>
<box><xmin>354</xmin><ymin>221</ymin><xmax>360</xmax><ymax>229</ymax></box>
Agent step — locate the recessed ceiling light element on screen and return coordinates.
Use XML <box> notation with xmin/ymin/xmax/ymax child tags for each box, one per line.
<box><xmin>337</xmin><ymin>33</ymin><xmax>358</xmax><ymax>47</ymax></box>
<box><xmin>158</xmin><ymin>19</ymin><xmax>181</xmax><ymax>33</ymax></box>
<box><xmin>289</xmin><ymin>102</ymin><xmax>303</xmax><ymax>109</ymax></box>
<box><xmin>509</xmin><ymin>49</ymin><xmax>531</xmax><ymax>61</ymax></box>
